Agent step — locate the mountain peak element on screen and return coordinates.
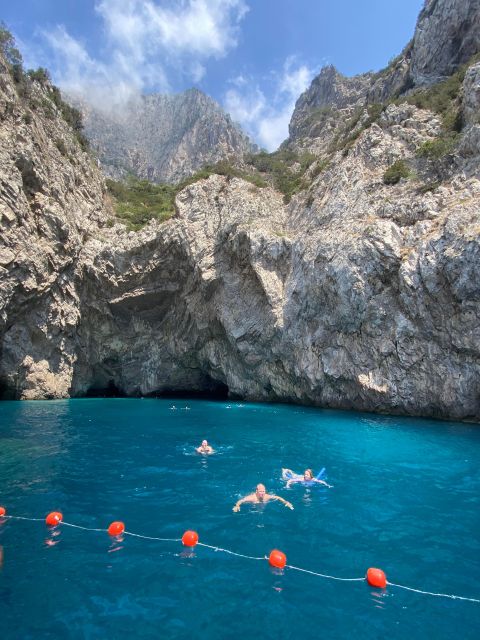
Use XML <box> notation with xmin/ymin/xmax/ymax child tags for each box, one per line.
<box><xmin>74</xmin><ymin>89</ymin><xmax>256</xmax><ymax>184</ymax></box>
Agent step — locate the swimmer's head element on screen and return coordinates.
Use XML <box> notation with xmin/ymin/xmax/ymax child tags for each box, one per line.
<box><xmin>256</xmin><ymin>484</ymin><xmax>266</xmax><ymax>500</ymax></box>
<box><xmin>304</xmin><ymin>469</ymin><xmax>313</xmax><ymax>480</ymax></box>
<box><xmin>201</xmin><ymin>440</ymin><xmax>208</xmax><ymax>447</ymax></box>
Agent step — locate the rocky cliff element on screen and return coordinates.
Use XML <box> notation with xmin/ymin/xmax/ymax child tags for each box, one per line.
<box><xmin>288</xmin><ymin>0</ymin><xmax>480</xmax><ymax>152</ymax></box>
<box><xmin>0</xmin><ymin>0</ymin><xmax>479</xmax><ymax>421</ymax></box>
<box><xmin>72</xmin><ymin>88</ymin><xmax>257</xmax><ymax>184</ymax></box>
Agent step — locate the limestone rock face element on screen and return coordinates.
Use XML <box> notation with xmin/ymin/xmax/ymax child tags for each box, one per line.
<box><xmin>72</xmin><ymin>89</ymin><xmax>257</xmax><ymax>184</ymax></box>
<box><xmin>287</xmin><ymin>66</ymin><xmax>377</xmax><ymax>156</ymax></box>
<box><xmin>0</xmin><ymin>55</ymin><xmax>109</xmax><ymax>399</ymax></box>
<box><xmin>462</xmin><ymin>62</ymin><xmax>480</xmax><ymax>125</ymax></box>
<box><xmin>410</xmin><ymin>0</ymin><xmax>480</xmax><ymax>85</ymax></box>
<box><xmin>72</xmin><ymin>177</ymin><xmax>289</xmax><ymax>399</ymax></box>
<box><xmin>70</xmin><ymin>130</ymin><xmax>480</xmax><ymax>420</ymax></box>
<box><xmin>289</xmin><ymin>0</ymin><xmax>480</xmax><ymax>154</ymax></box>
<box><xmin>289</xmin><ymin>66</ymin><xmax>373</xmax><ymax>141</ymax></box>
<box><xmin>1</xmin><ymin>0</ymin><xmax>480</xmax><ymax>421</ymax></box>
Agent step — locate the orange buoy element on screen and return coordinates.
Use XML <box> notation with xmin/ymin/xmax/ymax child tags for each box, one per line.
<box><xmin>181</xmin><ymin>530</ymin><xmax>199</xmax><ymax>547</ymax></box>
<box><xmin>269</xmin><ymin>549</ymin><xmax>287</xmax><ymax>569</ymax></box>
<box><xmin>366</xmin><ymin>567</ymin><xmax>387</xmax><ymax>588</ymax></box>
<box><xmin>45</xmin><ymin>511</ymin><xmax>63</xmax><ymax>526</ymax></box>
<box><xmin>108</xmin><ymin>521</ymin><xmax>125</xmax><ymax>536</ymax></box>
<box><xmin>0</xmin><ymin>506</ymin><xmax>6</xmax><ymax>517</ymax></box>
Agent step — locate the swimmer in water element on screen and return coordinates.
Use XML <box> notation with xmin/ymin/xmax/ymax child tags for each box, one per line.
<box><xmin>196</xmin><ymin>439</ymin><xmax>214</xmax><ymax>455</ymax></box>
<box><xmin>233</xmin><ymin>484</ymin><xmax>294</xmax><ymax>512</ymax></box>
<box><xmin>285</xmin><ymin>468</ymin><xmax>333</xmax><ymax>489</ymax></box>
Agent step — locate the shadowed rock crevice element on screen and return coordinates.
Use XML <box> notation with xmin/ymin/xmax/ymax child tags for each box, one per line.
<box><xmin>149</xmin><ymin>378</ymin><xmax>230</xmax><ymax>400</ymax></box>
<box><xmin>85</xmin><ymin>379</ymin><xmax>125</xmax><ymax>398</ymax></box>
<box><xmin>0</xmin><ymin>375</ymin><xmax>16</xmax><ymax>400</ymax></box>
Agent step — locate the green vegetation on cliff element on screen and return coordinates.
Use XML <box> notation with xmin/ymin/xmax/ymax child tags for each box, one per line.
<box><xmin>383</xmin><ymin>159</ymin><xmax>411</xmax><ymax>185</ymax></box>
<box><xmin>245</xmin><ymin>149</ymin><xmax>323</xmax><ymax>203</ymax></box>
<box><xmin>107</xmin><ymin>160</ymin><xmax>267</xmax><ymax>230</ymax></box>
<box><xmin>0</xmin><ymin>24</ymin><xmax>88</xmax><ymax>151</ymax></box>
<box><xmin>106</xmin><ymin>178</ymin><xmax>176</xmax><ymax>230</ymax></box>
<box><xmin>181</xmin><ymin>159</ymin><xmax>267</xmax><ymax>190</ymax></box>
<box><xmin>400</xmin><ymin>53</ymin><xmax>480</xmax><ymax>162</ymax></box>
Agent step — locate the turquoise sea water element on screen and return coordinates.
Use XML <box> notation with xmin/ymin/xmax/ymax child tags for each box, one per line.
<box><xmin>0</xmin><ymin>399</ymin><xmax>479</xmax><ymax>639</ymax></box>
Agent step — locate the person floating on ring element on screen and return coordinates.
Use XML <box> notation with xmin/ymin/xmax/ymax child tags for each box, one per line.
<box><xmin>284</xmin><ymin>468</ymin><xmax>333</xmax><ymax>488</ymax></box>
<box><xmin>233</xmin><ymin>483</ymin><xmax>294</xmax><ymax>512</ymax></box>
<box><xmin>196</xmin><ymin>439</ymin><xmax>214</xmax><ymax>455</ymax></box>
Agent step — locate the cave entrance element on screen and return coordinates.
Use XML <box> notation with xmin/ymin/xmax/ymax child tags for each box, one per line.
<box><xmin>85</xmin><ymin>379</ymin><xmax>125</xmax><ymax>398</ymax></box>
<box><xmin>150</xmin><ymin>379</ymin><xmax>230</xmax><ymax>400</ymax></box>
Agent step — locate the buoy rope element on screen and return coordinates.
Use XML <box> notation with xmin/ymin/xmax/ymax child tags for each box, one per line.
<box><xmin>2</xmin><ymin>513</ymin><xmax>479</xmax><ymax>603</ymax></box>
<box><xmin>124</xmin><ymin>531</ymin><xmax>180</xmax><ymax>543</ymax></box>
<box><xmin>197</xmin><ymin>541</ymin><xmax>265</xmax><ymax>561</ymax></box>
<box><xmin>3</xmin><ymin>515</ymin><xmax>45</xmax><ymax>522</ymax></box>
<box><xmin>286</xmin><ymin>564</ymin><xmax>365</xmax><ymax>582</ymax></box>
<box><xmin>386</xmin><ymin>581</ymin><xmax>480</xmax><ymax>603</ymax></box>
<box><xmin>60</xmin><ymin>521</ymin><xmax>106</xmax><ymax>533</ymax></box>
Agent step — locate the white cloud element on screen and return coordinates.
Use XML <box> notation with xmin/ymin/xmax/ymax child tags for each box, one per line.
<box><xmin>190</xmin><ymin>61</ymin><xmax>206</xmax><ymax>83</ymax></box>
<box><xmin>225</xmin><ymin>58</ymin><xmax>316</xmax><ymax>151</ymax></box>
<box><xmin>35</xmin><ymin>0</ymin><xmax>248</xmax><ymax>110</ymax></box>
<box><xmin>41</xmin><ymin>26</ymin><xmax>153</xmax><ymax>110</ymax></box>
<box><xmin>224</xmin><ymin>86</ymin><xmax>266</xmax><ymax>125</ymax></box>
<box><xmin>279</xmin><ymin>57</ymin><xmax>314</xmax><ymax>98</ymax></box>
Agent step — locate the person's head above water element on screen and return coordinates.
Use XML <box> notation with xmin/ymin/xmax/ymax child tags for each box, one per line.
<box><xmin>232</xmin><ymin>483</ymin><xmax>293</xmax><ymax>511</ymax></box>
<box><xmin>303</xmin><ymin>469</ymin><xmax>314</xmax><ymax>480</ymax></box>
<box><xmin>196</xmin><ymin>440</ymin><xmax>214</xmax><ymax>454</ymax></box>
<box><xmin>255</xmin><ymin>484</ymin><xmax>267</xmax><ymax>500</ymax></box>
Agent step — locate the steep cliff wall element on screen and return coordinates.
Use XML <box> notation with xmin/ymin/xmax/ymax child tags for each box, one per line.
<box><xmin>288</xmin><ymin>0</ymin><xmax>480</xmax><ymax>153</ymax></box>
<box><xmin>410</xmin><ymin>0</ymin><xmax>480</xmax><ymax>84</ymax></box>
<box><xmin>70</xmin><ymin>92</ymin><xmax>480</xmax><ymax>420</ymax></box>
<box><xmin>0</xmin><ymin>1</ymin><xmax>479</xmax><ymax>421</ymax></box>
<box><xmin>73</xmin><ymin>89</ymin><xmax>257</xmax><ymax>184</ymax></box>
<box><xmin>0</xmin><ymin>56</ymin><xmax>109</xmax><ymax>398</ymax></box>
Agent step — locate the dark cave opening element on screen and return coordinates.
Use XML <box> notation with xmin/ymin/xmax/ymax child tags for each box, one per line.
<box><xmin>149</xmin><ymin>380</ymin><xmax>231</xmax><ymax>400</ymax></box>
<box><xmin>0</xmin><ymin>377</ymin><xmax>16</xmax><ymax>400</ymax></box>
<box><xmin>85</xmin><ymin>379</ymin><xmax>126</xmax><ymax>398</ymax></box>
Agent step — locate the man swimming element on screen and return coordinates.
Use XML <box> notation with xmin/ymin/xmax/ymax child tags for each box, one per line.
<box><xmin>196</xmin><ymin>439</ymin><xmax>214</xmax><ymax>455</ymax></box>
<box><xmin>232</xmin><ymin>484</ymin><xmax>294</xmax><ymax>512</ymax></box>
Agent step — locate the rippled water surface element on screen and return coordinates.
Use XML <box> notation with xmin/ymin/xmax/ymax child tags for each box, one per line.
<box><xmin>0</xmin><ymin>399</ymin><xmax>479</xmax><ymax>639</ymax></box>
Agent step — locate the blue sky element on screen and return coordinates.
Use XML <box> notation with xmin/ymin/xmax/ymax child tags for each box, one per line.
<box><xmin>3</xmin><ymin>0</ymin><xmax>424</xmax><ymax>150</ymax></box>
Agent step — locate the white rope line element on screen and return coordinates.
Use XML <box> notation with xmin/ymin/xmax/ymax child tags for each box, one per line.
<box><xmin>61</xmin><ymin>521</ymin><xmax>106</xmax><ymax>533</ymax></box>
<box><xmin>387</xmin><ymin>581</ymin><xmax>480</xmax><ymax>603</ymax></box>
<box><xmin>197</xmin><ymin>542</ymin><xmax>265</xmax><ymax>561</ymax></box>
<box><xmin>3</xmin><ymin>515</ymin><xmax>45</xmax><ymax>522</ymax></box>
<box><xmin>286</xmin><ymin>564</ymin><xmax>365</xmax><ymax>582</ymax></box>
<box><xmin>124</xmin><ymin>531</ymin><xmax>180</xmax><ymax>543</ymax></box>
<box><xmin>3</xmin><ymin>513</ymin><xmax>479</xmax><ymax>603</ymax></box>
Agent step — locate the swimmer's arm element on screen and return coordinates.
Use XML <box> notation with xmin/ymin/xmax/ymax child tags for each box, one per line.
<box><xmin>313</xmin><ymin>478</ymin><xmax>333</xmax><ymax>488</ymax></box>
<box><xmin>233</xmin><ymin>496</ymin><xmax>251</xmax><ymax>512</ymax></box>
<box><xmin>272</xmin><ymin>495</ymin><xmax>294</xmax><ymax>510</ymax></box>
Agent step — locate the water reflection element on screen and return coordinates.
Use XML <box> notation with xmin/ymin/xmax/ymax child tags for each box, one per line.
<box><xmin>302</xmin><ymin>489</ymin><xmax>312</xmax><ymax>506</ymax></box>
<box><xmin>108</xmin><ymin>534</ymin><xmax>125</xmax><ymax>554</ymax></box>
<box><xmin>369</xmin><ymin>588</ymin><xmax>390</xmax><ymax>609</ymax></box>
<box><xmin>44</xmin><ymin>528</ymin><xmax>61</xmax><ymax>548</ymax></box>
